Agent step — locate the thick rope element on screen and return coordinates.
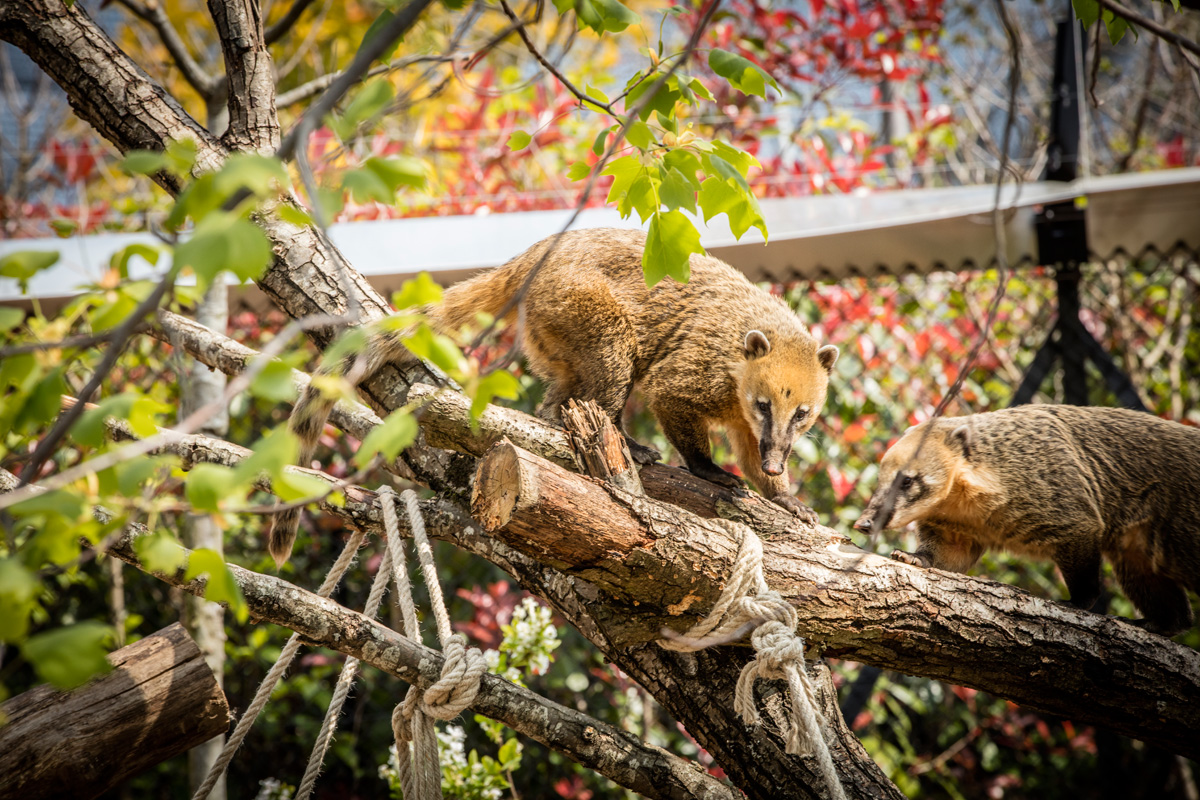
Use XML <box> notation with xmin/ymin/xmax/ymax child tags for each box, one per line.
<box><xmin>380</xmin><ymin>486</ymin><xmax>488</xmax><ymax>800</ymax></box>
<box><xmin>192</xmin><ymin>529</ymin><xmax>368</xmax><ymax>800</ymax></box>
<box><xmin>660</xmin><ymin>521</ymin><xmax>846</xmax><ymax>800</ymax></box>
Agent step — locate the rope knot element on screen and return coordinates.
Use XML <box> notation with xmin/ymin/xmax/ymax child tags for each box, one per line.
<box><xmin>422</xmin><ymin>634</ymin><xmax>488</xmax><ymax>719</ymax></box>
<box><xmin>659</xmin><ymin>522</ymin><xmax>846</xmax><ymax>800</ymax></box>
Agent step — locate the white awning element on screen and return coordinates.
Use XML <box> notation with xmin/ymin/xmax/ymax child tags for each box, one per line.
<box><xmin>4</xmin><ymin>167</ymin><xmax>1199</xmax><ymax>310</ymax></box>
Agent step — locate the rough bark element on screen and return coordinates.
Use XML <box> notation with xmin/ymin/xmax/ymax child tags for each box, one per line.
<box><xmin>206</xmin><ymin>0</ymin><xmax>278</xmax><ymax>152</ymax></box>
<box><xmin>0</xmin><ymin>623</ymin><xmax>231</xmax><ymax>800</ymax></box>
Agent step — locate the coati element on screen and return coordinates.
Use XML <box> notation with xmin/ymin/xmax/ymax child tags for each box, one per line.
<box><xmin>853</xmin><ymin>405</ymin><xmax>1200</xmax><ymax>635</ymax></box>
<box><xmin>272</xmin><ymin>227</ymin><xmax>839</xmax><ymax>564</ymax></box>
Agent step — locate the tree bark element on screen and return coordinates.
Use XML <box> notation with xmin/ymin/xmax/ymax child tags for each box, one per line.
<box><xmin>0</xmin><ymin>623</ymin><xmax>230</xmax><ymax>800</ymax></box>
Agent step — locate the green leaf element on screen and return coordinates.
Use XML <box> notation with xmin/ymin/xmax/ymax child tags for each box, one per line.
<box><xmin>354</xmin><ymin>409</ymin><xmax>418</xmax><ymax>468</ymax></box>
<box><xmin>0</xmin><ymin>306</ymin><xmax>23</xmax><ymax>331</ymax></box>
<box><xmin>23</xmin><ymin>622</ymin><xmax>114</xmax><ymax>689</ymax></box>
<box><xmin>708</xmin><ymin>49</ymin><xmax>779</xmax><ymax>98</ymax></box>
<box><xmin>601</xmin><ymin>155</ymin><xmax>645</xmax><ymax>213</ymax></box>
<box><xmin>402</xmin><ymin>323</ymin><xmax>466</xmax><ymax>375</ymax></box>
<box><xmin>185</xmin><ymin>463</ymin><xmax>242</xmax><ymax>512</ymax></box>
<box><xmin>328</xmin><ymin>79</ymin><xmax>395</xmax><ymax>141</ymax></box>
<box><xmin>127</xmin><ymin>395</ymin><xmax>170</xmax><ymax>438</ymax></box>
<box><xmin>272</xmin><ymin>470</ymin><xmax>331</xmax><ymax>503</ymax></box>
<box><xmin>116</xmin><ymin>456</ymin><xmax>169</xmax><ymax>496</ymax></box>
<box><xmin>213</xmin><ymin>153</ymin><xmax>289</xmax><ymax>200</ymax></box>
<box><xmin>278</xmin><ymin>204</ymin><xmax>314</xmax><ymax>226</ymax></box>
<box><xmin>625</xmin><ymin>76</ymin><xmax>681</xmax><ymax>121</ymax></box>
<box><xmin>643</xmin><ymin>210</ymin><xmax>704</xmax><ymax>286</ymax></box>
<box><xmin>15</xmin><ymin>367</ymin><xmax>68</xmax><ymax>432</ymax></box>
<box><xmin>507</xmin><ymin>130</ymin><xmax>532</xmax><ymax>151</ymax></box>
<box><xmin>470</xmin><ymin>370</ymin><xmax>522</xmax><ymax>419</ymax></box>
<box><xmin>165</xmin><ymin>138</ymin><xmax>198</xmax><ymax>175</ymax></box>
<box><xmin>554</xmin><ymin>0</ymin><xmax>639</xmax><ymax>33</ymax></box>
<box><xmin>134</xmin><ymin>531</ymin><xmax>187</xmax><ymax>575</ymax></box>
<box><xmin>8</xmin><ymin>488</ymin><xmax>85</xmax><ymax>521</ymax></box>
<box><xmin>92</xmin><ymin>291</ymin><xmax>138</xmax><ymax>333</ymax></box>
<box><xmin>343</xmin><ymin>168</ymin><xmax>393</xmax><ymax>205</ymax></box>
<box><xmin>250</xmin><ymin>360</ymin><xmax>299</xmax><ymax>403</ymax></box>
<box><xmin>365</xmin><ymin>156</ymin><xmax>428</xmax><ymax>191</ymax></box>
<box><xmin>592</xmin><ymin>127</ymin><xmax>613</xmax><ymax>157</ymax></box>
<box><xmin>393</xmin><ymin>271</ymin><xmax>443</xmax><ymax>309</ymax></box>
<box><xmin>0</xmin><ymin>559</ymin><xmax>40</xmax><ymax>642</ymax></box>
<box><xmin>119</xmin><ymin>150</ymin><xmax>169</xmax><ymax>177</ymax></box>
<box><xmin>697</xmin><ymin>177</ymin><xmax>766</xmax><ymax>240</ymax></box>
<box><xmin>358</xmin><ymin>7</ymin><xmax>405</xmax><ymax>65</ymax></box>
<box><xmin>566</xmin><ymin>160</ymin><xmax>592</xmax><ymax>182</ymax></box>
<box><xmin>623</xmin><ymin>171</ymin><xmax>659</xmax><ymax>223</ymax></box>
<box><xmin>185</xmin><ymin>549</ymin><xmax>247</xmax><ymax>622</ymax></box>
<box><xmin>110</xmin><ymin>243</ymin><xmax>161</xmax><ymax>280</ymax></box>
<box><xmin>497</xmin><ymin>737</ymin><xmax>521</xmax><ymax>769</ymax></box>
<box><xmin>659</xmin><ymin>167</ymin><xmax>698</xmax><ymax>213</ymax></box>
<box><xmin>234</xmin><ymin>426</ymin><xmax>298</xmax><ymax>484</ymax></box>
<box><xmin>1072</xmin><ymin>0</ymin><xmax>1100</xmax><ymax>28</ymax></box>
<box><xmin>1102</xmin><ymin>8</ymin><xmax>1129</xmax><ymax>43</ymax></box>
<box><xmin>0</xmin><ymin>250</ymin><xmax>59</xmax><ymax>293</ymax></box>
<box><xmin>174</xmin><ymin>212</ymin><xmax>273</xmax><ymax>287</ymax></box>
<box><xmin>689</xmin><ymin>78</ymin><xmax>715</xmax><ymax>102</ymax></box>
<box><xmin>626</xmin><ymin>120</ymin><xmax>654</xmax><ymax>150</ymax></box>
<box><xmin>711</xmin><ymin>141</ymin><xmax>759</xmax><ymax>178</ymax></box>
<box><xmin>50</xmin><ymin>219</ymin><xmax>78</xmax><ymax>238</ymax></box>
<box><xmin>663</xmin><ymin>149</ymin><xmax>703</xmax><ymax>185</ymax></box>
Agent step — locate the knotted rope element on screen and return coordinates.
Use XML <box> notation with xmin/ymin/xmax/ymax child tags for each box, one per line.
<box><xmin>193</xmin><ymin>528</ymin><xmax>368</xmax><ymax>800</ymax></box>
<box><xmin>660</xmin><ymin>520</ymin><xmax>846</xmax><ymax>800</ymax></box>
<box><xmin>380</xmin><ymin>486</ymin><xmax>488</xmax><ymax>800</ymax></box>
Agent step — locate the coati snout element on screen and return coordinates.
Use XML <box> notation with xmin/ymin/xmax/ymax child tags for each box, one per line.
<box><xmin>856</xmin><ymin>405</ymin><xmax>1200</xmax><ymax>636</ymax></box>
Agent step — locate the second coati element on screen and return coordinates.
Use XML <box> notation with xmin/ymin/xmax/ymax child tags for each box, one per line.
<box><xmin>272</xmin><ymin>228</ymin><xmax>839</xmax><ymax>564</ymax></box>
<box><xmin>853</xmin><ymin>405</ymin><xmax>1200</xmax><ymax>635</ymax></box>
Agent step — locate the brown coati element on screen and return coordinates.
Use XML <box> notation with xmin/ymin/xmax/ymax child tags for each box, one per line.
<box><xmin>272</xmin><ymin>227</ymin><xmax>838</xmax><ymax>564</ymax></box>
<box><xmin>853</xmin><ymin>405</ymin><xmax>1200</xmax><ymax>635</ymax></box>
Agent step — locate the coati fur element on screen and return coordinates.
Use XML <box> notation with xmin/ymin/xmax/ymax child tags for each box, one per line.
<box><xmin>272</xmin><ymin>227</ymin><xmax>839</xmax><ymax>564</ymax></box>
<box><xmin>854</xmin><ymin>405</ymin><xmax>1200</xmax><ymax>635</ymax></box>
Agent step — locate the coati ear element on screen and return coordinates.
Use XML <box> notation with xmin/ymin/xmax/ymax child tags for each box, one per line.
<box><xmin>743</xmin><ymin>330</ymin><xmax>771</xmax><ymax>359</ymax></box>
<box><xmin>947</xmin><ymin>424</ymin><xmax>973</xmax><ymax>459</ymax></box>
<box><xmin>817</xmin><ymin>344</ymin><xmax>839</xmax><ymax>374</ymax></box>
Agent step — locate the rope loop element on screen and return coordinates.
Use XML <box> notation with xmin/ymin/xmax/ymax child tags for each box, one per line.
<box><xmin>659</xmin><ymin>520</ymin><xmax>846</xmax><ymax>800</ymax></box>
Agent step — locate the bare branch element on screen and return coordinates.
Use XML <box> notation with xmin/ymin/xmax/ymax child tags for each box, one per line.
<box><xmin>276</xmin><ymin>0</ymin><xmax>439</xmax><ymax>161</ymax></box>
<box><xmin>275</xmin><ymin>53</ymin><xmax>463</xmax><ymax>109</ymax></box>
<box><xmin>112</xmin><ymin>0</ymin><xmax>221</xmax><ymax>100</ymax></box>
<box><xmin>1095</xmin><ymin>0</ymin><xmax>1200</xmax><ymax>58</ymax></box>
<box><xmin>263</xmin><ymin>0</ymin><xmax>316</xmax><ymax>46</ymax></box>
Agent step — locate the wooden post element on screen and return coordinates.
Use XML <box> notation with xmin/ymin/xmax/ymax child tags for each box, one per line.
<box><xmin>561</xmin><ymin>398</ymin><xmax>645</xmax><ymax>496</ymax></box>
<box><xmin>0</xmin><ymin>622</ymin><xmax>230</xmax><ymax>800</ymax></box>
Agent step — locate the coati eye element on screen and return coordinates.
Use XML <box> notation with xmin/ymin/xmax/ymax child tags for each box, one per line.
<box><xmin>899</xmin><ymin>475</ymin><xmax>915</xmax><ymax>491</ymax></box>
<box><xmin>793</xmin><ymin>408</ymin><xmax>809</xmax><ymax>423</ymax></box>
<box><xmin>756</xmin><ymin>400</ymin><xmax>770</xmax><ymax>414</ymax></box>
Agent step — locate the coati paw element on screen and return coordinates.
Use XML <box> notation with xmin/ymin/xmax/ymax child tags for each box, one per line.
<box><xmin>687</xmin><ymin>464</ymin><xmax>745</xmax><ymax>490</ymax></box>
<box><xmin>624</xmin><ymin>438</ymin><xmax>661</xmax><ymax>465</ymax></box>
<box><xmin>891</xmin><ymin>550</ymin><xmax>930</xmax><ymax>568</ymax></box>
<box><xmin>771</xmin><ymin>494</ymin><xmax>819</xmax><ymax>524</ymax></box>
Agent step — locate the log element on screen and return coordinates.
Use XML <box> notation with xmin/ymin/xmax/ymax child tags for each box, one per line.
<box><xmin>562</xmin><ymin>398</ymin><xmax>644</xmax><ymax>496</ymax></box>
<box><xmin>0</xmin><ymin>622</ymin><xmax>230</xmax><ymax>800</ymax></box>
<box><xmin>470</xmin><ymin>437</ymin><xmax>1200</xmax><ymax>762</ymax></box>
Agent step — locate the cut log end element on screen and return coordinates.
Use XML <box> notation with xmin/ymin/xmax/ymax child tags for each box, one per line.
<box><xmin>471</xmin><ymin>439</ymin><xmax>533</xmax><ymax>531</ymax></box>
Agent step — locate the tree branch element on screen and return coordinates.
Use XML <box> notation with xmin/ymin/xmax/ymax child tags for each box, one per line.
<box><xmin>1095</xmin><ymin>0</ymin><xmax>1200</xmax><ymax>58</ymax></box>
<box><xmin>276</xmin><ymin>0</ymin><xmax>439</xmax><ymax>161</ymax></box>
<box><xmin>149</xmin><ymin>311</ymin><xmax>1200</xmax><ymax>766</ymax></box>
<box><xmin>111</xmin><ymin>0</ymin><xmax>222</xmax><ymax>101</ymax></box>
<box><xmin>0</xmin><ymin>468</ymin><xmax>738</xmax><ymax>800</ymax></box>
<box><xmin>263</xmin><ymin>0</ymin><xmax>316</xmax><ymax>46</ymax></box>
<box><xmin>206</xmin><ymin>0</ymin><xmax>279</xmax><ymax>151</ymax></box>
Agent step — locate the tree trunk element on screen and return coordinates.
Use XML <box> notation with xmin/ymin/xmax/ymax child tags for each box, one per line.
<box><xmin>0</xmin><ymin>623</ymin><xmax>230</xmax><ymax>800</ymax></box>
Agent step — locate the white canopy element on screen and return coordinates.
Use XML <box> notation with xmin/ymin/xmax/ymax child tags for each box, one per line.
<box><xmin>4</xmin><ymin>167</ymin><xmax>1199</xmax><ymax>310</ymax></box>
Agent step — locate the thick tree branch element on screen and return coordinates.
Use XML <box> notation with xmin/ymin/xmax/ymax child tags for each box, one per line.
<box><xmin>147</xmin><ymin>309</ymin><xmax>1200</xmax><ymax>763</ymax></box>
<box><xmin>207</xmin><ymin>0</ymin><xmax>279</xmax><ymax>151</ymax></box>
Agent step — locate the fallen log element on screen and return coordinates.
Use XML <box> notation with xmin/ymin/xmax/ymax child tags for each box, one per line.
<box><xmin>0</xmin><ymin>622</ymin><xmax>230</xmax><ymax>800</ymax></box>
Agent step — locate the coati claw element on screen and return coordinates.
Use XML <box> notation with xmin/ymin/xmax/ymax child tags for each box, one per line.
<box><xmin>771</xmin><ymin>494</ymin><xmax>819</xmax><ymax>523</ymax></box>
<box><xmin>624</xmin><ymin>438</ymin><xmax>661</xmax><ymax>465</ymax></box>
<box><xmin>891</xmin><ymin>550</ymin><xmax>930</xmax><ymax>568</ymax></box>
<box><xmin>687</xmin><ymin>464</ymin><xmax>745</xmax><ymax>489</ymax></box>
